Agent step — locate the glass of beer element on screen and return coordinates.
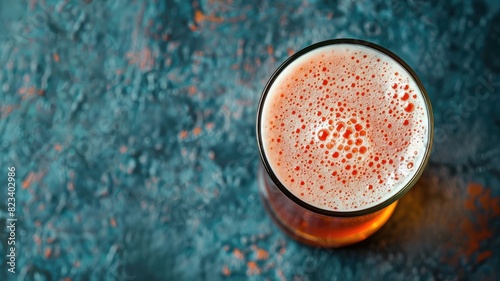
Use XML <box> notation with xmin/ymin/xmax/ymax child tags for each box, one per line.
<box><xmin>256</xmin><ymin>39</ymin><xmax>433</xmax><ymax>247</ymax></box>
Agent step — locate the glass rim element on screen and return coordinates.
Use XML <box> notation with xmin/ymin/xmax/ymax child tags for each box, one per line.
<box><xmin>256</xmin><ymin>38</ymin><xmax>434</xmax><ymax>217</ymax></box>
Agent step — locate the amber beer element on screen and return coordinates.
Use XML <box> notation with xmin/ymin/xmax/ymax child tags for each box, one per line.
<box><xmin>256</xmin><ymin>39</ymin><xmax>433</xmax><ymax>247</ymax></box>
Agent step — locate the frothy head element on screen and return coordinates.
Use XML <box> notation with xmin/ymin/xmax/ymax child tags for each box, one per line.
<box><xmin>259</xmin><ymin>42</ymin><xmax>432</xmax><ymax>212</ymax></box>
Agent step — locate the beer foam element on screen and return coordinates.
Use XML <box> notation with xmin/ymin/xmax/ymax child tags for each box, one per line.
<box><xmin>261</xmin><ymin>43</ymin><xmax>430</xmax><ymax>212</ymax></box>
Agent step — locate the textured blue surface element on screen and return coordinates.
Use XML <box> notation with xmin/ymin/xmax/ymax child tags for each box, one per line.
<box><xmin>0</xmin><ymin>0</ymin><xmax>499</xmax><ymax>280</ymax></box>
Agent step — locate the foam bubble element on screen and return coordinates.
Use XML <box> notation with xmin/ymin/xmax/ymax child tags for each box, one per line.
<box><xmin>261</xmin><ymin>44</ymin><xmax>430</xmax><ymax>212</ymax></box>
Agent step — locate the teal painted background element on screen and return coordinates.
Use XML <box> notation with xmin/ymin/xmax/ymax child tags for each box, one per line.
<box><xmin>0</xmin><ymin>0</ymin><xmax>499</xmax><ymax>280</ymax></box>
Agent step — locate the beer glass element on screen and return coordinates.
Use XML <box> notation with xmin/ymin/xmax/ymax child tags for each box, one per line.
<box><xmin>256</xmin><ymin>39</ymin><xmax>433</xmax><ymax>247</ymax></box>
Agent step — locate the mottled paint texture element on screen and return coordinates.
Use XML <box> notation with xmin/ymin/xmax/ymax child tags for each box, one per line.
<box><xmin>0</xmin><ymin>0</ymin><xmax>499</xmax><ymax>280</ymax></box>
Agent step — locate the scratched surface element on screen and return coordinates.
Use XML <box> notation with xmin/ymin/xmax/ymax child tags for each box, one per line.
<box><xmin>0</xmin><ymin>0</ymin><xmax>499</xmax><ymax>280</ymax></box>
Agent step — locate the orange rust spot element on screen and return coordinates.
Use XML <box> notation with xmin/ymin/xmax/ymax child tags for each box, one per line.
<box><xmin>246</xmin><ymin>261</ymin><xmax>260</xmax><ymax>275</ymax></box>
<box><xmin>208</xmin><ymin>151</ymin><xmax>215</xmax><ymax>160</ymax></box>
<box><xmin>255</xmin><ymin>248</ymin><xmax>269</xmax><ymax>260</ymax></box>
<box><xmin>287</xmin><ymin>48</ymin><xmax>294</xmax><ymax>56</ymax></box>
<box><xmin>44</xmin><ymin>247</ymin><xmax>52</xmax><ymax>258</ymax></box>
<box><xmin>233</xmin><ymin>249</ymin><xmax>244</xmax><ymax>260</ymax></box>
<box><xmin>194</xmin><ymin>10</ymin><xmax>224</xmax><ymax>24</ymax></box>
<box><xmin>478</xmin><ymin>189</ymin><xmax>499</xmax><ymax>215</ymax></box>
<box><xmin>18</xmin><ymin>87</ymin><xmax>43</xmax><ymax>100</ymax></box>
<box><xmin>467</xmin><ymin>183</ymin><xmax>483</xmax><ymax>197</ymax></box>
<box><xmin>464</xmin><ymin>199</ymin><xmax>475</xmax><ymax>211</ymax></box>
<box><xmin>189</xmin><ymin>23</ymin><xmax>199</xmax><ymax>31</ymax></box>
<box><xmin>467</xmin><ymin>183</ymin><xmax>500</xmax><ymax>217</ymax></box>
<box><xmin>476</xmin><ymin>250</ymin><xmax>492</xmax><ymax>264</ymax></box>
<box><xmin>139</xmin><ymin>47</ymin><xmax>153</xmax><ymax>71</ymax></box>
<box><xmin>188</xmin><ymin>86</ymin><xmax>197</xmax><ymax>95</ymax></box>
<box><xmin>449</xmin><ymin>183</ymin><xmax>500</xmax><ymax>265</ymax></box>
<box><xmin>0</xmin><ymin>105</ymin><xmax>15</xmax><ymax>118</ymax></box>
<box><xmin>462</xmin><ymin>219</ymin><xmax>492</xmax><ymax>256</ymax></box>
<box><xmin>67</xmin><ymin>182</ymin><xmax>74</xmax><ymax>191</ymax></box>
<box><xmin>179</xmin><ymin>130</ymin><xmax>188</xmax><ymax>139</ymax></box>
<box><xmin>54</xmin><ymin>144</ymin><xmax>62</xmax><ymax>151</ymax></box>
<box><xmin>110</xmin><ymin>218</ymin><xmax>117</xmax><ymax>228</ymax></box>
<box><xmin>194</xmin><ymin>10</ymin><xmax>204</xmax><ymax>23</ymax></box>
<box><xmin>119</xmin><ymin>145</ymin><xmax>128</xmax><ymax>154</ymax></box>
<box><xmin>193</xmin><ymin>127</ymin><xmax>202</xmax><ymax>136</ymax></box>
<box><xmin>267</xmin><ymin>45</ymin><xmax>274</xmax><ymax>55</ymax></box>
<box><xmin>476</xmin><ymin>251</ymin><xmax>493</xmax><ymax>263</ymax></box>
<box><xmin>125</xmin><ymin>48</ymin><xmax>154</xmax><ymax>71</ymax></box>
<box><xmin>221</xmin><ymin>265</ymin><xmax>231</xmax><ymax>276</ymax></box>
<box><xmin>53</xmin><ymin>53</ymin><xmax>60</xmax><ymax>62</ymax></box>
<box><xmin>22</xmin><ymin>172</ymin><xmax>35</xmax><ymax>189</ymax></box>
<box><xmin>206</xmin><ymin>122</ymin><xmax>215</xmax><ymax>130</ymax></box>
